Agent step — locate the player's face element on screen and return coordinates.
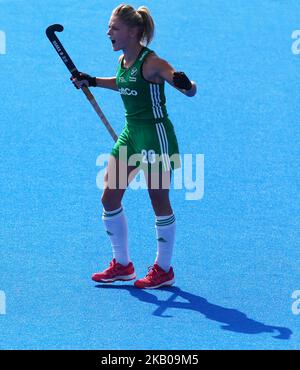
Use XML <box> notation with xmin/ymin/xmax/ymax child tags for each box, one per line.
<box><xmin>107</xmin><ymin>16</ymin><xmax>131</xmax><ymax>51</ymax></box>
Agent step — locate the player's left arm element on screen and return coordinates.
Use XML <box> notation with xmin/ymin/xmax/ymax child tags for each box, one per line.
<box><xmin>149</xmin><ymin>57</ymin><xmax>197</xmax><ymax>97</ymax></box>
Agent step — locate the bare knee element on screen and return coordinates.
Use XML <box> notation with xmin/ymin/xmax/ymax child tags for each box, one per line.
<box><xmin>101</xmin><ymin>188</ymin><xmax>124</xmax><ymax>211</ymax></box>
<box><xmin>148</xmin><ymin>190</ymin><xmax>172</xmax><ymax>215</ymax></box>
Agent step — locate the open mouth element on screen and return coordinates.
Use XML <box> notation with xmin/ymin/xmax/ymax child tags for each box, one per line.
<box><xmin>111</xmin><ymin>40</ymin><xmax>116</xmax><ymax>45</ymax></box>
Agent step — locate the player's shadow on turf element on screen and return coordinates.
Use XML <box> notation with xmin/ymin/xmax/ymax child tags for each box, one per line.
<box><xmin>95</xmin><ymin>285</ymin><xmax>292</xmax><ymax>340</ymax></box>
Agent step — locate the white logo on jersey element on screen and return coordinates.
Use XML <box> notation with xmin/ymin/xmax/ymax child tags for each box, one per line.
<box><xmin>119</xmin><ymin>87</ymin><xmax>138</xmax><ymax>96</ymax></box>
<box><xmin>131</xmin><ymin>67</ymin><xmax>138</xmax><ymax>77</ymax></box>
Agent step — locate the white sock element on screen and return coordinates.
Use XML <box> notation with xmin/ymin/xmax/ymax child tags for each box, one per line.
<box><xmin>102</xmin><ymin>206</ymin><xmax>130</xmax><ymax>266</ymax></box>
<box><xmin>155</xmin><ymin>214</ymin><xmax>176</xmax><ymax>272</ymax></box>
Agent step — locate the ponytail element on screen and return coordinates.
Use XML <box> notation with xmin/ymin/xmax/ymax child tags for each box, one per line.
<box><xmin>112</xmin><ymin>4</ymin><xmax>155</xmax><ymax>46</ymax></box>
<box><xmin>136</xmin><ymin>6</ymin><xmax>155</xmax><ymax>46</ymax></box>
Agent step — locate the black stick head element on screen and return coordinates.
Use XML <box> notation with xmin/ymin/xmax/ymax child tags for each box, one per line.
<box><xmin>46</xmin><ymin>24</ymin><xmax>64</xmax><ymax>39</ymax></box>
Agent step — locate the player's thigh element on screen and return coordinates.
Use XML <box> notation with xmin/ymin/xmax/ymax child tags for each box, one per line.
<box><xmin>104</xmin><ymin>155</ymin><xmax>139</xmax><ymax>190</ymax></box>
<box><xmin>143</xmin><ymin>167</ymin><xmax>172</xmax><ymax>191</ymax></box>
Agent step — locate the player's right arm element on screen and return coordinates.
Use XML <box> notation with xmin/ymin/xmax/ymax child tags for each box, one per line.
<box><xmin>71</xmin><ymin>73</ymin><xmax>118</xmax><ymax>91</ymax></box>
<box><xmin>70</xmin><ymin>55</ymin><xmax>123</xmax><ymax>91</ymax></box>
<box><xmin>95</xmin><ymin>77</ymin><xmax>118</xmax><ymax>90</ymax></box>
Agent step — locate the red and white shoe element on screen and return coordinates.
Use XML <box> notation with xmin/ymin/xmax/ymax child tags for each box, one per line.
<box><xmin>134</xmin><ymin>264</ymin><xmax>175</xmax><ymax>289</ymax></box>
<box><xmin>92</xmin><ymin>259</ymin><xmax>136</xmax><ymax>283</ymax></box>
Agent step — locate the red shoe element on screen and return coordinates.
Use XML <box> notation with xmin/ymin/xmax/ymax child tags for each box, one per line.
<box><xmin>134</xmin><ymin>264</ymin><xmax>175</xmax><ymax>289</ymax></box>
<box><xmin>92</xmin><ymin>259</ymin><xmax>136</xmax><ymax>283</ymax></box>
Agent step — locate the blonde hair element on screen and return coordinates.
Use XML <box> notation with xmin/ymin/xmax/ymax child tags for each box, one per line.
<box><xmin>112</xmin><ymin>4</ymin><xmax>155</xmax><ymax>46</ymax></box>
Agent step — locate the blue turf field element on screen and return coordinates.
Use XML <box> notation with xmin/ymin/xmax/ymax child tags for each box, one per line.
<box><xmin>0</xmin><ymin>0</ymin><xmax>300</xmax><ymax>349</ymax></box>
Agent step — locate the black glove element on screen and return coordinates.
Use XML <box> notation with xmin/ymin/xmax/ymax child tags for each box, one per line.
<box><xmin>70</xmin><ymin>72</ymin><xmax>97</xmax><ymax>89</ymax></box>
<box><xmin>173</xmin><ymin>71</ymin><xmax>192</xmax><ymax>91</ymax></box>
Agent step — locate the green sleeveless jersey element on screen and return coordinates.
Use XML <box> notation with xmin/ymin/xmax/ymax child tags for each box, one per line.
<box><xmin>116</xmin><ymin>47</ymin><xmax>169</xmax><ymax>126</ymax></box>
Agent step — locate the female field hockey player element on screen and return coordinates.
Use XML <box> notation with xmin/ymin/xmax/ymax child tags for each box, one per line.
<box><xmin>71</xmin><ymin>4</ymin><xmax>197</xmax><ymax>289</ymax></box>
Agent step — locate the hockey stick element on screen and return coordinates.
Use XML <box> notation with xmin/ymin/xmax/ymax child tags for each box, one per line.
<box><xmin>45</xmin><ymin>24</ymin><xmax>118</xmax><ymax>142</ymax></box>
